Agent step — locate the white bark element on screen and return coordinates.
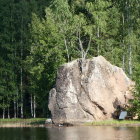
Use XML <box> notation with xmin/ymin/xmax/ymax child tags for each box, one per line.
<box><xmin>31</xmin><ymin>94</ymin><xmax>33</xmax><ymax>117</ymax></box>
<box><xmin>122</xmin><ymin>13</ymin><xmax>125</xmax><ymax>71</ymax></box>
<box><xmin>14</xmin><ymin>99</ymin><xmax>16</xmax><ymax>118</ymax></box>
<box><xmin>128</xmin><ymin>44</ymin><xmax>132</xmax><ymax>75</ymax></box>
<box><xmin>122</xmin><ymin>52</ymin><xmax>125</xmax><ymax>71</ymax></box>
<box><xmin>20</xmin><ymin>16</ymin><xmax>24</xmax><ymax>118</ymax></box>
<box><xmin>127</xmin><ymin>1</ymin><xmax>133</xmax><ymax>76</ymax></box>
<box><xmin>64</xmin><ymin>38</ymin><xmax>70</xmax><ymax>62</ymax></box>
<box><xmin>20</xmin><ymin>66</ymin><xmax>23</xmax><ymax>118</ymax></box>
<box><xmin>8</xmin><ymin>107</ymin><xmax>10</xmax><ymax>119</ymax></box>
<box><xmin>17</xmin><ymin>92</ymin><xmax>19</xmax><ymax>118</ymax></box>
<box><xmin>84</xmin><ymin>35</ymin><xmax>92</xmax><ymax>59</ymax></box>
<box><xmin>3</xmin><ymin>100</ymin><xmax>5</xmax><ymax>119</ymax></box>
<box><xmin>20</xmin><ymin>46</ymin><xmax>23</xmax><ymax>118</ymax></box>
<box><xmin>97</xmin><ymin>25</ymin><xmax>100</xmax><ymax>56</ymax></box>
<box><xmin>78</xmin><ymin>31</ymin><xmax>85</xmax><ymax>59</ymax></box>
<box><xmin>3</xmin><ymin>108</ymin><xmax>5</xmax><ymax>119</ymax></box>
<box><xmin>33</xmin><ymin>95</ymin><xmax>36</xmax><ymax>118</ymax></box>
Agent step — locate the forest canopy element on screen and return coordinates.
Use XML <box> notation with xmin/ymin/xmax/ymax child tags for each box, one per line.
<box><xmin>0</xmin><ymin>0</ymin><xmax>140</xmax><ymax>119</ymax></box>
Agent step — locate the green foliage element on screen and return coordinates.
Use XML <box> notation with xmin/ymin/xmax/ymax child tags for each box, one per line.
<box><xmin>129</xmin><ymin>56</ymin><xmax>140</xmax><ymax>119</ymax></box>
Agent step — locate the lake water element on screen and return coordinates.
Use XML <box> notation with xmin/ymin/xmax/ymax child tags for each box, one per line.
<box><xmin>0</xmin><ymin>126</ymin><xmax>140</xmax><ymax>140</ymax></box>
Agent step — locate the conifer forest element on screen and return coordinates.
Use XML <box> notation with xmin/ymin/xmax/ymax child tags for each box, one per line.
<box><xmin>0</xmin><ymin>0</ymin><xmax>140</xmax><ymax>119</ymax></box>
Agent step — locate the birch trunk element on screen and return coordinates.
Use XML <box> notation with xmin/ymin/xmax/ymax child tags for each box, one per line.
<box><xmin>122</xmin><ymin>49</ymin><xmax>125</xmax><ymax>71</ymax></box>
<box><xmin>127</xmin><ymin>1</ymin><xmax>133</xmax><ymax>76</ymax></box>
<box><xmin>3</xmin><ymin>108</ymin><xmax>5</xmax><ymax>119</ymax></box>
<box><xmin>33</xmin><ymin>95</ymin><xmax>36</xmax><ymax>118</ymax></box>
<box><xmin>20</xmin><ymin>16</ymin><xmax>24</xmax><ymax>118</ymax></box>
<box><xmin>3</xmin><ymin>100</ymin><xmax>5</xmax><ymax>119</ymax></box>
<box><xmin>78</xmin><ymin>31</ymin><xmax>85</xmax><ymax>59</ymax></box>
<box><xmin>20</xmin><ymin>66</ymin><xmax>23</xmax><ymax>118</ymax></box>
<box><xmin>122</xmin><ymin>13</ymin><xmax>125</xmax><ymax>71</ymax></box>
<box><xmin>31</xmin><ymin>94</ymin><xmax>33</xmax><ymax>117</ymax></box>
<box><xmin>97</xmin><ymin>26</ymin><xmax>100</xmax><ymax>56</ymax></box>
<box><xmin>64</xmin><ymin>38</ymin><xmax>70</xmax><ymax>62</ymax></box>
<box><xmin>17</xmin><ymin>92</ymin><xmax>19</xmax><ymax>118</ymax></box>
<box><xmin>128</xmin><ymin>44</ymin><xmax>132</xmax><ymax>75</ymax></box>
<box><xmin>14</xmin><ymin>99</ymin><xmax>16</xmax><ymax>118</ymax></box>
<box><xmin>83</xmin><ymin>36</ymin><xmax>92</xmax><ymax>59</ymax></box>
<box><xmin>8</xmin><ymin>107</ymin><xmax>10</xmax><ymax>119</ymax></box>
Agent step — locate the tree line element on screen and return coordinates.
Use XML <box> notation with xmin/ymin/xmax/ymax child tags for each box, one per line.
<box><xmin>0</xmin><ymin>0</ymin><xmax>140</xmax><ymax>119</ymax></box>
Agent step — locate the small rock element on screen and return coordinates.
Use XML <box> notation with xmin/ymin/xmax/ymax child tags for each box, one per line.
<box><xmin>45</xmin><ymin>118</ymin><xmax>52</xmax><ymax>124</ymax></box>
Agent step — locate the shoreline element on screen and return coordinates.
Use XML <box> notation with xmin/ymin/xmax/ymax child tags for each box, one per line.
<box><xmin>0</xmin><ymin>123</ymin><xmax>45</xmax><ymax>128</ymax></box>
<box><xmin>1</xmin><ymin>123</ymin><xmax>140</xmax><ymax>128</ymax></box>
<box><xmin>0</xmin><ymin>119</ymin><xmax>140</xmax><ymax>128</ymax></box>
<box><xmin>84</xmin><ymin>120</ymin><xmax>140</xmax><ymax>127</ymax></box>
<box><xmin>0</xmin><ymin>118</ymin><xmax>46</xmax><ymax>128</ymax></box>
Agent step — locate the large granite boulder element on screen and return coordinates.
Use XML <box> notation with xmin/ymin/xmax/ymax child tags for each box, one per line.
<box><xmin>48</xmin><ymin>56</ymin><xmax>134</xmax><ymax>124</ymax></box>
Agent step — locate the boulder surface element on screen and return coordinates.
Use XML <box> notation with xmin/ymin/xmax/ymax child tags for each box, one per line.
<box><xmin>48</xmin><ymin>56</ymin><xmax>133</xmax><ymax>124</ymax></box>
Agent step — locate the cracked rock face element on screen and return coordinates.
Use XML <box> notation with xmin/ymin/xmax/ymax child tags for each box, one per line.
<box><xmin>48</xmin><ymin>56</ymin><xmax>134</xmax><ymax>124</ymax></box>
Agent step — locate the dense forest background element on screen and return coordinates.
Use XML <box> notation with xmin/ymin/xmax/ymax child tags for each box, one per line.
<box><xmin>0</xmin><ymin>0</ymin><xmax>140</xmax><ymax>119</ymax></box>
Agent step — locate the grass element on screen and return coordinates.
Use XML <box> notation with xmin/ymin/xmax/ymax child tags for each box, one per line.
<box><xmin>0</xmin><ymin>118</ymin><xmax>47</xmax><ymax>127</ymax></box>
<box><xmin>1</xmin><ymin>118</ymin><xmax>140</xmax><ymax>127</ymax></box>
<box><xmin>85</xmin><ymin>120</ymin><xmax>140</xmax><ymax>126</ymax></box>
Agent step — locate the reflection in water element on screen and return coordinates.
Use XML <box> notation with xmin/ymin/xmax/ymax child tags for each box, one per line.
<box><xmin>0</xmin><ymin>126</ymin><xmax>140</xmax><ymax>140</ymax></box>
<box><xmin>48</xmin><ymin>126</ymin><xmax>139</xmax><ymax>140</ymax></box>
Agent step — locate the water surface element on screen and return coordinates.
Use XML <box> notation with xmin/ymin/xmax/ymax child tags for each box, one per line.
<box><xmin>0</xmin><ymin>126</ymin><xmax>140</xmax><ymax>140</ymax></box>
